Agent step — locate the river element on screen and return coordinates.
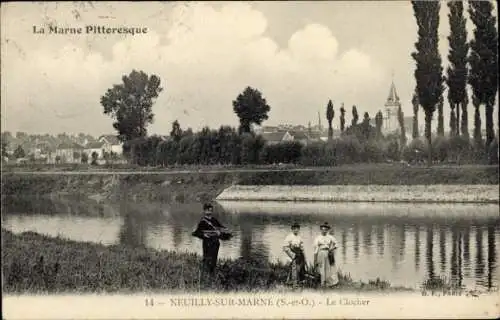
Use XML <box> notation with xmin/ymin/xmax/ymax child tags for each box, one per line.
<box><xmin>2</xmin><ymin>197</ymin><xmax>499</xmax><ymax>291</ymax></box>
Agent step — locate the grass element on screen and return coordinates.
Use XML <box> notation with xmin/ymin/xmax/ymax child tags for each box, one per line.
<box><xmin>1</xmin><ymin>229</ymin><xmax>411</xmax><ymax>294</ymax></box>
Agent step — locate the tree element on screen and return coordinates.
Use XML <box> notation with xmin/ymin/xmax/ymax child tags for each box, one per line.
<box><xmin>446</xmin><ymin>1</ymin><xmax>469</xmax><ymax>137</ymax></box>
<box><xmin>101</xmin><ymin>70</ymin><xmax>163</xmax><ymax>143</ymax></box>
<box><xmin>397</xmin><ymin>106</ymin><xmax>407</xmax><ymax>146</ymax></box>
<box><xmin>73</xmin><ymin>151</ymin><xmax>81</xmax><ymax>162</ymax></box>
<box><xmin>232</xmin><ymin>86</ymin><xmax>271</xmax><ymax>134</ymax></box>
<box><xmin>437</xmin><ymin>95</ymin><xmax>444</xmax><ymax>136</ymax></box>
<box><xmin>448</xmin><ymin>95</ymin><xmax>457</xmax><ymax>137</ymax></box>
<box><xmin>13</xmin><ymin>145</ymin><xmax>25</xmax><ymax>159</ymax></box>
<box><xmin>461</xmin><ymin>93</ymin><xmax>469</xmax><ymax>139</ymax></box>
<box><xmin>468</xmin><ymin>1</ymin><xmax>498</xmax><ymax>149</ymax></box>
<box><xmin>340</xmin><ymin>104</ymin><xmax>346</xmax><ymax>133</ymax></box>
<box><xmin>473</xmin><ymin>95</ymin><xmax>482</xmax><ymax>145</ymax></box>
<box><xmin>375</xmin><ymin>111</ymin><xmax>384</xmax><ymax>139</ymax></box>
<box><xmin>326</xmin><ymin>100</ymin><xmax>334</xmax><ymax>141</ymax></box>
<box><xmin>91</xmin><ymin>151</ymin><xmax>99</xmax><ymax>165</ymax></box>
<box><xmin>361</xmin><ymin>112</ymin><xmax>371</xmax><ymax>140</ymax></box>
<box><xmin>351</xmin><ymin>105</ymin><xmax>359</xmax><ymax>127</ymax></box>
<box><xmin>1</xmin><ymin>140</ymin><xmax>7</xmax><ymax>157</ymax></box>
<box><xmin>81</xmin><ymin>152</ymin><xmax>89</xmax><ymax>164</ymax></box>
<box><xmin>411</xmin><ymin>1</ymin><xmax>444</xmax><ymax>165</ymax></box>
<box><xmin>170</xmin><ymin>120</ymin><xmax>182</xmax><ymax>142</ymax></box>
<box><xmin>411</xmin><ymin>91</ymin><xmax>420</xmax><ymax>138</ymax></box>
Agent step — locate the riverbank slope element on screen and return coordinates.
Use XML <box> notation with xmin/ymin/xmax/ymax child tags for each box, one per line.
<box><xmin>1</xmin><ymin>165</ymin><xmax>498</xmax><ymax>203</ymax></box>
<box><xmin>2</xmin><ymin>228</ymin><xmax>407</xmax><ymax>293</ymax></box>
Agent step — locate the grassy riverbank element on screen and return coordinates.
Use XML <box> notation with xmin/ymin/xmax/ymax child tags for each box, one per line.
<box><xmin>2</xmin><ymin>229</ymin><xmax>410</xmax><ymax>293</ymax></box>
<box><xmin>1</xmin><ymin>165</ymin><xmax>498</xmax><ymax>202</ymax></box>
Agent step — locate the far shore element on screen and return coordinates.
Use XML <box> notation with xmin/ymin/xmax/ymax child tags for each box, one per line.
<box><xmin>2</xmin><ymin>164</ymin><xmax>498</xmax><ymax>203</ymax></box>
<box><xmin>217</xmin><ymin>185</ymin><xmax>500</xmax><ymax>204</ymax></box>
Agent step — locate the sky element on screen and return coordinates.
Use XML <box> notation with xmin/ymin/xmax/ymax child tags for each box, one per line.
<box><xmin>1</xmin><ymin>1</ymin><xmax>498</xmax><ymax>136</ymax></box>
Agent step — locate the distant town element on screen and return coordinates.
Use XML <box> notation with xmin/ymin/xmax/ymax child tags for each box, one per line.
<box><xmin>1</xmin><ymin>80</ymin><xmax>491</xmax><ymax>166</ymax></box>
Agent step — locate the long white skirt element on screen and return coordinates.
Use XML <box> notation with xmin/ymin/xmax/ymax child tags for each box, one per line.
<box><xmin>317</xmin><ymin>250</ymin><xmax>339</xmax><ymax>286</ymax></box>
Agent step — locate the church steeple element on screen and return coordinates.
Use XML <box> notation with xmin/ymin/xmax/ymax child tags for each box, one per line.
<box><xmin>383</xmin><ymin>76</ymin><xmax>401</xmax><ymax>133</ymax></box>
<box><xmin>385</xmin><ymin>81</ymin><xmax>401</xmax><ymax>107</ymax></box>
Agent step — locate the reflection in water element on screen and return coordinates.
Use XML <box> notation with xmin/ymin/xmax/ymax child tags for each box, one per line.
<box><xmin>376</xmin><ymin>224</ymin><xmax>384</xmax><ymax>258</ymax></box>
<box><xmin>341</xmin><ymin>226</ymin><xmax>347</xmax><ymax>260</ymax></box>
<box><xmin>415</xmin><ymin>226</ymin><xmax>421</xmax><ymax>271</ymax></box>
<box><xmin>172</xmin><ymin>223</ymin><xmax>184</xmax><ymax>249</ymax></box>
<box><xmin>2</xmin><ymin>198</ymin><xmax>499</xmax><ymax>291</ymax></box>
<box><xmin>476</xmin><ymin>227</ymin><xmax>485</xmax><ymax>282</ymax></box>
<box><xmin>487</xmin><ymin>226</ymin><xmax>496</xmax><ymax>289</ymax></box>
<box><xmin>439</xmin><ymin>229</ymin><xmax>446</xmax><ymax>273</ymax></box>
<box><xmin>362</xmin><ymin>224</ymin><xmax>373</xmax><ymax>256</ymax></box>
<box><xmin>240</xmin><ymin>221</ymin><xmax>253</xmax><ymax>259</ymax></box>
<box><xmin>463</xmin><ymin>226</ymin><xmax>471</xmax><ymax>277</ymax></box>
<box><xmin>118</xmin><ymin>202</ymin><xmax>147</xmax><ymax>248</ymax></box>
<box><xmin>426</xmin><ymin>226</ymin><xmax>435</xmax><ymax>280</ymax></box>
<box><xmin>353</xmin><ymin>224</ymin><xmax>360</xmax><ymax>261</ymax></box>
<box><xmin>450</xmin><ymin>227</ymin><xmax>463</xmax><ymax>286</ymax></box>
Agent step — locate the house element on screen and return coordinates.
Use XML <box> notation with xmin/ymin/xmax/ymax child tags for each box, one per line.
<box><xmin>83</xmin><ymin>141</ymin><xmax>109</xmax><ymax>159</ymax></box>
<box><xmin>55</xmin><ymin>142</ymin><xmax>85</xmax><ymax>163</ymax></box>
<box><xmin>289</xmin><ymin>131</ymin><xmax>312</xmax><ymax>146</ymax></box>
<box><xmin>307</xmin><ymin>131</ymin><xmax>321</xmax><ymax>140</ymax></box>
<box><xmin>98</xmin><ymin>134</ymin><xmax>123</xmax><ymax>155</ymax></box>
<box><xmin>261</xmin><ymin>131</ymin><xmax>294</xmax><ymax>145</ymax></box>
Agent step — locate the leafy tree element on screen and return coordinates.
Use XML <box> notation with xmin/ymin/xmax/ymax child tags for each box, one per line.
<box><xmin>55</xmin><ymin>155</ymin><xmax>61</xmax><ymax>164</ymax></box>
<box><xmin>240</xmin><ymin>133</ymin><xmax>265</xmax><ymax>164</ymax></box>
<box><xmin>1</xmin><ymin>140</ymin><xmax>7</xmax><ymax>157</ymax></box>
<box><xmin>397</xmin><ymin>106</ymin><xmax>407</xmax><ymax>146</ymax></box>
<box><xmin>340</xmin><ymin>104</ymin><xmax>346</xmax><ymax>133</ymax></box>
<box><xmin>81</xmin><ymin>152</ymin><xmax>89</xmax><ymax>164</ymax></box>
<box><xmin>351</xmin><ymin>105</ymin><xmax>359</xmax><ymax>127</ymax></box>
<box><xmin>375</xmin><ymin>111</ymin><xmax>384</xmax><ymax>139</ymax></box>
<box><xmin>170</xmin><ymin>120</ymin><xmax>182</xmax><ymax>142</ymax></box>
<box><xmin>13</xmin><ymin>145</ymin><xmax>25</xmax><ymax>159</ymax></box>
<box><xmin>73</xmin><ymin>151</ymin><xmax>81</xmax><ymax>161</ymax></box>
<box><xmin>91</xmin><ymin>151</ymin><xmax>98</xmax><ymax>165</ymax></box>
<box><xmin>326</xmin><ymin>100</ymin><xmax>334</xmax><ymax>141</ymax></box>
<box><xmin>15</xmin><ymin>132</ymin><xmax>27</xmax><ymax>140</ymax></box>
<box><xmin>411</xmin><ymin>0</ymin><xmax>444</xmax><ymax>165</ymax></box>
<box><xmin>446</xmin><ymin>1</ymin><xmax>469</xmax><ymax>137</ymax></box>
<box><xmin>411</xmin><ymin>91</ymin><xmax>420</xmax><ymax>138</ymax></box>
<box><xmin>362</xmin><ymin>112</ymin><xmax>371</xmax><ymax>140</ymax></box>
<box><xmin>101</xmin><ymin>70</ymin><xmax>163</xmax><ymax>143</ymax></box>
<box><xmin>468</xmin><ymin>1</ymin><xmax>498</xmax><ymax>149</ymax></box>
<box><xmin>232</xmin><ymin>87</ymin><xmax>271</xmax><ymax>134</ymax></box>
<box><xmin>437</xmin><ymin>95</ymin><xmax>444</xmax><ymax>136</ymax></box>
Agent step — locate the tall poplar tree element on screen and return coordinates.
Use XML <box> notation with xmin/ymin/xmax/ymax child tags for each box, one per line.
<box><xmin>446</xmin><ymin>1</ymin><xmax>469</xmax><ymax>137</ymax></box>
<box><xmin>411</xmin><ymin>91</ymin><xmax>420</xmax><ymax>139</ymax></box>
<box><xmin>468</xmin><ymin>1</ymin><xmax>498</xmax><ymax>149</ymax></box>
<box><xmin>326</xmin><ymin>100</ymin><xmax>334</xmax><ymax>141</ymax></box>
<box><xmin>411</xmin><ymin>1</ymin><xmax>444</xmax><ymax>165</ymax></box>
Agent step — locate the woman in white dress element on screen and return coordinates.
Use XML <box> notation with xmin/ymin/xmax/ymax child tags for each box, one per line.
<box><xmin>283</xmin><ymin>223</ymin><xmax>306</xmax><ymax>287</ymax></box>
<box><xmin>313</xmin><ymin>222</ymin><xmax>339</xmax><ymax>287</ymax></box>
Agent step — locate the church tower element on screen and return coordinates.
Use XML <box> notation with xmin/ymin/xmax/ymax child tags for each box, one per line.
<box><xmin>384</xmin><ymin>80</ymin><xmax>401</xmax><ymax>133</ymax></box>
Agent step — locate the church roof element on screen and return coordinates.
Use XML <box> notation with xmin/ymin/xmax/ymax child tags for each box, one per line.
<box><xmin>385</xmin><ymin>81</ymin><xmax>401</xmax><ymax>106</ymax></box>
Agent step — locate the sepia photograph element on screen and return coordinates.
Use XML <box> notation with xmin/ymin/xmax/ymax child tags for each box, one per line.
<box><xmin>1</xmin><ymin>1</ymin><xmax>499</xmax><ymax>319</ymax></box>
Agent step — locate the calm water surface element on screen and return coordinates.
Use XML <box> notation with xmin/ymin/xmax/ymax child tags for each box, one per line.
<box><xmin>2</xmin><ymin>197</ymin><xmax>499</xmax><ymax>290</ymax></box>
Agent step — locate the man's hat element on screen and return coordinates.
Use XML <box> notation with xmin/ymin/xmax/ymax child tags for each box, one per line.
<box><xmin>203</xmin><ymin>203</ymin><xmax>214</xmax><ymax>211</ymax></box>
<box><xmin>291</xmin><ymin>223</ymin><xmax>301</xmax><ymax>229</ymax></box>
<box><xmin>320</xmin><ymin>222</ymin><xmax>331</xmax><ymax>230</ymax></box>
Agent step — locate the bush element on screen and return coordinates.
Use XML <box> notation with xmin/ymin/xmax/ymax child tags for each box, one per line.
<box><xmin>259</xmin><ymin>141</ymin><xmax>303</xmax><ymax>164</ymax></box>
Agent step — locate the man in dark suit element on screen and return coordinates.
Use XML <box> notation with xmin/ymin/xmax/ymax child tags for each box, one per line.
<box><xmin>192</xmin><ymin>203</ymin><xmax>226</xmax><ymax>277</ymax></box>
